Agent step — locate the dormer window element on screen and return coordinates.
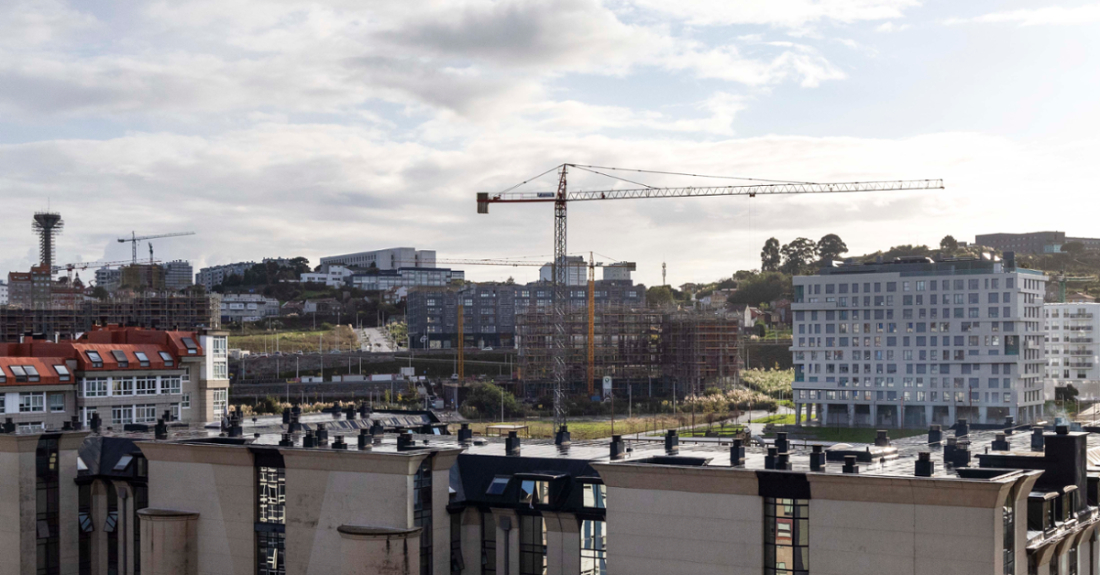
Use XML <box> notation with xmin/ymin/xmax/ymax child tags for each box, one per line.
<box><xmin>134</xmin><ymin>351</ymin><xmax>150</xmax><ymax>367</ymax></box>
<box><xmin>486</xmin><ymin>476</ymin><xmax>510</xmax><ymax>495</ymax></box>
<box><xmin>519</xmin><ymin>480</ymin><xmax>550</xmax><ymax>506</ymax></box>
<box><xmin>158</xmin><ymin>351</ymin><xmax>174</xmax><ymax>366</ymax></box>
<box><xmin>0</xmin><ymin>367</ymin><xmax>6</xmax><ymax>383</ymax></box>
<box><xmin>181</xmin><ymin>338</ymin><xmax>198</xmax><ymax>354</ymax></box>
<box><xmin>85</xmin><ymin>351</ymin><xmax>103</xmax><ymax>368</ymax></box>
<box><xmin>54</xmin><ymin>365</ymin><xmax>70</xmax><ymax>382</ymax></box>
<box><xmin>111</xmin><ymin>350</ymin><xmax>128</xmax><ymax>368</ymax></box>
<box><xmin>10</xmin><ymin>365</ymin><xmax>27</xmax><ymax>382</ymax></box>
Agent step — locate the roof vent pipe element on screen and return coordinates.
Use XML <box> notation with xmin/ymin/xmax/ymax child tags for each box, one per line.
<box><xmin>609</xmin><ymin>435</ymin><xmax>625</xmax><ymax>460</ymax></box>
<box><xmin>775</xmin><ymin>452</ymin><xmax>790</xmax><ymax>471</ymax></box>
<box><xmin>316</xmin><ymin>423</ymin><xmax>329</xmax><ymax>446</ymax></box>
<box><xmin>302</xmin><ymin>430</ymin><xmax>317</xmax><ymax>448</ymax></box>
<box><xmin>874</xmin><ymin>430</ymin><xmax>890</xmax><ymax>447</ymax></box>
<box><xmin>664</xmin><ymin>429</ymin><xmax>679</xmax><ymax>455</ymax></box>
<box><xmin>842</xmin><ymin>455</ymin><xmax>859</xmax><ymax>474</ymax></box>
<box><xmin>154</xmin><ymin>419</ymin><xmax>168</xmax><ymax>440</ymax></box>
<box><xmin>928</xmin><ymin>424</ymin><xmax>942</xmax><ymax>448</ymax></box>
<box><xmin>279</xmin><ymin>433</ymin><xmax>294</xmax><ymax>447</ymax></box>
<box><xmin>775</xmin><ymin>432</ymin><xmax>789</xmax><ymax>454</ymax></box>
<box><xmin>505</xmin><ymin>431</ymin><xmax>521</xmax><ymax>456</ymax></box>
<box><xmin>955</xmin><ymin>419</ymin><xmax>969</xmax><ymax>437</ymax></box>
<box><xmin>458</xmin><ymin>423</ymin><xmax>473</xmax><ymax>444</ymax></box>
<box><xmin>1031</xmin><ymin>426</ymin><xmax>1045</xmax><ymax>452</ymax></box>
<box><xmin>809</xmin><ymin>444</ymin><xmax>825</xmax><ymax>472</ymax></box>
<box><xmin>915</xmin><ymin>451</ymin><xmax>934</xmax><ymax>477</ymax></box>
<box><xmin>555</xmin><ymin>425</ymin><xmax>571</xmax><ymax>446</ymax></box>
<box><xmin>730</xmin><ymin>439</ymin><xmax>746</xmax><ymax>467</ymax></box>
<box><xmin>332</xmin><ymin>435</ymin><xmax>347</xmax><ymax>450</ymax></box>
<box><xmin>765</xmin><ymin>447</ymin><xmax>777</xmax><ymax>470</ymax></box>
<box><xmin>357</xmin><ymin>429</ymin><xmax>371</xmax><ymax>451</ymax></box>
<box><xmin>992</xmin><ymin>434</ymin><xmax>1010</xmax><ymax>451</ymax></box>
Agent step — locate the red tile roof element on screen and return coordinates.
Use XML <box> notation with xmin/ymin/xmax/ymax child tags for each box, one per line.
<box><xmin>0</xmin><ymin>357</ymin><xmax>70</xmax><ymax>386</ymax></box>
<box><xmin>0</xmin><ymin>327</ymin><xmax>203</xmax><ymax>374</ymax></box>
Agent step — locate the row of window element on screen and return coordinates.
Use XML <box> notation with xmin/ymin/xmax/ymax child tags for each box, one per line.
<box><xmin>796</xmin><ymin>335</ymin><xmax>1021</xmax><ymax>354</ymax></box>
<box><xmin>798</xmin><ymin>389</ymin><xmax>1014</xmax><ymax>404</ymax></box>
<box><xmin>804</xmin><ymin>277</ymin><xmax>1018</xmax><ymax>294</ymax></box>
<box><xmin>0</xmin><ymin>363</ymin><xmax>69</xmax><ymax>383</ymax></box>
<box><xmin>79</xmin><ymin>376</ymin><xmax>184</xmax><ymax>398</ymax></box>
<box><xmin>0</xmin><ymin>392</ymin><xmax>65</xmax><ymax>413</ymax></box>
<box><xmin>83</xmin><ymin>349</ymin><xmax>177</xmax><ymax>368</ymax></box>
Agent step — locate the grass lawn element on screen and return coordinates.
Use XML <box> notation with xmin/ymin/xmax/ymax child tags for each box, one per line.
<box><xmin>462</xmin><ymin>416</ymin><xmax>685</xmax><ymax>440</ymax></box>
<box><xmin>750</xmin><ymin>413</ymin><xmax>806</xmax><ymax>425</ymax></box>
<box><xmin>230</xmin><ymin>325</ymin><xmax>359</xmax><ymax>354</ymax></box>
<box><xmin>778</xmin><ymin>427</ymin><xmax>928</xmax><ymax>444</ymax></box>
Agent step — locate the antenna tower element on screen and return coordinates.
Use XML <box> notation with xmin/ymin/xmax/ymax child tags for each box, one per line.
<box><xmin>32</xmin><ymin>211</ymin><xmax>64</xmax><ymax>272</ymax></box>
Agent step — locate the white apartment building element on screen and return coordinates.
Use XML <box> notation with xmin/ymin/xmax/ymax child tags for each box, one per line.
<box><xmin>539</xmin><ymin>256</ymin><xmax>587</xmax><ymax>286</ymax></box>
<box><xmin>349</xmin><ymin>267</ymin><xmax>464</xmax><ymax>292</ymax></box>
<box><xmin>320</xmin><ymin>247</ymin><xmax>435</xmax><ymax>270</ymax></box>
<box><xmin>792</xmin><ymin>257</ymin><xmax>1048</xmax><ymax>427</ymax></box>
<box><xmin>1045</xmin><ymin>302</ymin><xmax>1100</xmax><ymax>399</ymax></box>
<box><xmin>219</xmin><ymin>293</ymin><xmax>280</xmax><ymax>323</ymax></box>
<box><xmin>301</xmin><ymin>264</ymin><xmax>354</xmax><ymax>287</ymax></box>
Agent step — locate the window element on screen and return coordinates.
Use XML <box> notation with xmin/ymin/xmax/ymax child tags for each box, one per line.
<box><xmin>181</xmin><ymin>337</ymin><xmax>198</xmax><ymax>354</ymax></box>
<box><xmin>1003</xmin><ymin>496</ymin><xmax>1015</xmax><ymax>575</ymax></box>
<box><xmin>520</xmin><ymin>480</ymin><xmax>550</xmax><ymax>506</ymax></box>
<box><xmin>11</xmin><ymin>365</ymin><xmax>28</xmax><ymax>382</ymax></box>
<box><xmin>581</xmin><ymin>519</ymin><xmax>607</xmax><ymax>575</ymax></box>
<box><xmin>113</xmin><ymin>377</ymin><xmax>134</xmax><ymax>396</ymax></box>
<box><xmin>82</xmin><ymin>378</ymin><xmax>108</xmax><ymax>398</ymax></box>
<box><xmin>48</xmin><ymin>393</ymin><xmax>65</xmax><ymax>413</ymax></box>
<box><xmin>0</xmin><ymin>368</ymin><xmax>5</xmax><ymax>384</ymax></box>
<box><xmin>415</xmin><ymin>458</ymin><xmax>433</xmax><ymax>575</ymax></box>
<box><xmin>583</xmin><ymin>483</ymin><xmax>607</xmax><ymax>508</ymax></box>
<box><xmin>134</xmin><ymin>351</ymin><xmax>150</xmax><ymax>367</ymax></box>
<box><xmin>112</xmin><ymin>406</ymin><xmax>134</xmax><ymax>425</ymax></box>
<box><xmin>85</xmin><ymin>351</ymin><xmax>103</xmax><ymax>368</ymax></box>
<box><xmin>20</xmin><ymin>392</ymin><xmax>45</xmax><ymax>413</ymax></box>
<box><xmin>134</xmin><ymin>405</ymin><xmax>157</xmax><ymax>423</ymax></box>
<box><xmin>158</xmin><ymin>351</ymin><xmax>174</xmax><ymax>367</ymax></box>
<box><xmin>213</xmin><ymin>360</ymin><xmax>228</xmax><ymax>380</ymax></box>
<box><xmin>765</xmin><ymin>498</ymin><xmax>808</xmax><ymax>575</ymax></box>
<box><xmin>486</xmin><ymin>476</ymin><xmax>510</xmax><ymax>495</ymax></box>
<box><xmin>257</xmin><ymin>465</ymin><xmax>286</xmax><ymax>575</ymax></box>
<box><xmin>181</xmin><ymin>393</ymin><xmax>191</xmax><ymax>409</ymax></box>
<box><xmin>451</xmin><ymin>512</ymin><xmax>465</xmax><ymax>575</ymax></box>
<box><xmin>136</xmin><ymin>377</ymin><xmax>156</xmax><ymax>395</ymax></box>
<box><xmin>165</xmin><ymin>377</ymin><xmax>182</xmax><ymax>395</ymax></box>
<box><xmin>54</xmin><ymin>365</ymin><xmax>70</xmax><ymax>382</ymax></box>
<box><xmin>36</xmin><ymin>436</ymin><xmax>60</xmax><ymax>575</ymax></box>
<box><xmin>213</xmin><ymin>390</ymin><xmax>227</xmax><ymax>418</ymax></box>
<box><xmin>482</xmin><ymin>512</ymin><xmax>497</xmax><ymax>575</ymax></box>
<box><xmin>519</xmin><ymin>515</ymin><xmax>547</xmax><ymax>575</ymax></box>
<box><xmin>111</xmin><ymin>350</ymin><xmax>129</xmax><ymax>368</ymax></box>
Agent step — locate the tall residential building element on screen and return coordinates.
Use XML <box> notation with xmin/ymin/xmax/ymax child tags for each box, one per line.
<box><xmin>791</xmin><ymin>256</ymin><xmax>1048</xmax><ymax>427</ymax></box>
<box><xmin>602</xmin><ymin>261</ymin><xmax>636</xmax><ymax>281</ymax></box>
<box><xmin>538</xmin><ymin>255</ymin><xmax>586</xmax><ymax>286</ymax></box>
<box><xmin>95</xmin><ymin>266</ymin><xmax>122</xmax><ymax>292</ymax></box>
<box><xmin>320</xmin><ymin>247</ymin><xmax>435</xmax><ymax>270</ymax></box>
<box><xmin>195</xmin><ymin>261</ymin><xmax>256</xmax><ymax>289</ymax></box>
<box><xmin>162</xmin><ymin>260</ymin><xmax>194</xmax><ymax>291</ymax></box>
<box><xmin>1044</xmin><ymin>302</ymin><xmax>1100</xmax><ymax>399</ymax></box>
<box><xmin>0</xmin><ymin>280</ymin><xmax>7</xmax><ymax>305</ymax></box>
<box><xmin>6</xmin><ymin>265</ymin><xmax>53</xmax><ymax>309</ymax></box>
<box><xmin>349</xmin><ymin>267</ymin><xmax>464</xmax><ymax>293</ymax></box>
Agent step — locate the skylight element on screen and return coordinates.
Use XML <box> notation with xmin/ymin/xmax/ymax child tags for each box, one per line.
<box><xmin>486</xmin><ymin>476</ymin><xmax>510</xmax><ymax>495</ymax></box>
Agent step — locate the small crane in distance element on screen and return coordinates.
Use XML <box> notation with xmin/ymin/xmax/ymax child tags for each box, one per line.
<box><xmin>118</xmin><ymin>231</ymin><xmax>195</xmax><ymax>265</ymax></box>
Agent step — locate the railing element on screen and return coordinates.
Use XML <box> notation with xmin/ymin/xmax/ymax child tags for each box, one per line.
<box><xmin>1067</xmin><ymin>338</ymin><xmax>1094</xmax><ymax>343</ymax></box>
<box><xmin>1068</xmin><ymin>363</ymin><xmax>1094</xmax><ymax>368</ymax></box>
<box><xmin>1067</xmin><ymin>313</ymin><xmax>1095</xmax><ymax>319</ymax></box>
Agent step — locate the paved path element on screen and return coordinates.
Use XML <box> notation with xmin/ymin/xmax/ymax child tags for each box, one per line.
<box><xmin>358</xmin><ymin>327</ymin><xmax>394</xmax><ymax>353</ymax></box>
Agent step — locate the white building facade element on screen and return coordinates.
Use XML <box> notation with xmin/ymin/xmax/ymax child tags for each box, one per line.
<box><xmin>320</xmin><ymin>247</ymin><xmax>435</xmax><ymax>270</ymax></box>
<box><xmin>300</xmin><ymin>265</ymin><xmax>354</xmax><ymax>287</ymax></box>
<box><xmin>219</xmin><ymin>293</ymin><xmax>280</xmax><ymax>323</ymax></box>
<box><xmin>792</xmin><ymin>258</ymin><xmax>1048</xmax><ymax>427</ymax></box>
<box><xmin>1045</xmin><ymin>302</ymin><xmax>1100</xmax><ymax>399</ymax></box>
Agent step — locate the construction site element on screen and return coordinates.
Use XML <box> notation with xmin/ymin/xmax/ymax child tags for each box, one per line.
<box><xmin>1</xmin><ymin>211</ymin><xmax>217</xmax><ymax>340</ymax></box>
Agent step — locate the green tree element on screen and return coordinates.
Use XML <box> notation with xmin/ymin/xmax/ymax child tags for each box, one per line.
<box><xmin>940</xmin><ymin>235</ymin><xmax>958</xmax><ymax>253</ymax></box>
<box><xmin>1063</xmin><ymin>242</ymin><xmax>1085</xmax><ymax>254</ymax></box>
<box><xmin>646</xmin><ymin>285</ymin><xmax>675</xmax><ymax>307</ymax></box>
<box><xmin>727</xmin><ymin>272</ymin><xmax>792</xmax><ymax>307</ymax></box>
<box><xmin>460</xmin><ymin>383</ymin><xmax>520</xmax><ymax>419</ymax></box>
<box><xmin>780</xmin><ymin>238</ymin><xmax>817</xmax><ymax>275</ymax></box>
<box><xmin>816</xmin><ymin>234</ymin><xmax>848</xmax><ymax>262</ymax></box>
<box><xmin>760</xmin><ymin>238</ymin><xmax>781</xmax><ymax>272</ymax></box>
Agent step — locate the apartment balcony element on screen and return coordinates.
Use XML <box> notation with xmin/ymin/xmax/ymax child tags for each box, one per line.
<box><xmin>1066</xmin><ymin>350</ymin><xmax>1095</xmax><ymax>356</ymax></box>
<box><xmin>1068</xmin><ymin>362</ymin><xmax>1094</xmax><ymax>368</ymax></box>
<box><xmin>1067</xmin><ymin>337</ymin><xmax>1094</xmax><ymax>343</ymax></box>
<box><xmin>1066</xmin><ymin>313</ymin><xmax>1095</xmax><ymax>319</ymax></box>
<box><xmin>1066</xmin><ymin>326</ymin><xmax>1094</xmax><ymax>331</ymax></box>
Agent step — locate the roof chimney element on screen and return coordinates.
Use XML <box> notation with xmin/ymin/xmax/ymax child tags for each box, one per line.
<box><xmin>505</xmin><ymin>431</ymin><xmax>521</xmax><ymax>456</ymax></box>
<box><xmin>332</xmin><ymin>435</ymin><xmax>347</xmax><ymax>450</ymax></box>
<box><xmin>282</xmin><ymin>408</ymin><xmax>291</xmax><ymax>425</ymax></box>
<box><xmin>928</xmin><ymin>424</ymin><xmax>942</xmax><ymax>448</ymax></box>
<box><xmin>775</xmin><ymin>451</ymin><xmax>790</xmax><ymax>471</ymax></box>
<box><xmin>664</xmin><ymin>429</ymin><xmax>679</xmax><ymax>454</ymax></box>
<box><xmin>609</xmin><ymin>435</ymin><xmax>625</xmax><ymax>460</ymax></box>
<box><xmin>730</xmin><ymin>439</ymin><xmax>745</xmax><ymax>467</ymax></box>
<box><xmin>555</xmin><ymin>425</ymin><xmax>571</xmax><ymax>446</ymax></box>
<box><xmin>765</xmin><ymin>447</ymin><xmax>778</xmax><ymax>470</ymax></box>
<box><xmin>842</xmin><ymin>455</ymin><xmax>859</xmax><ymax>474</ymax></box>
<box><xmin>992</xmin><ymin>434</ymin><xmax>1009</xmax><ymax>451</ymax></box>
<box><xmin>357</xmin><ymin>429</ymin><xmax>371</xmax><ymax>451</ymax></box>
<box><xmin>316</xmin><ymin>423</ymin><xmax>329</xmax><ymax>446</ymax></box>
<box><xmin>955</xmin><ymin>419</ymin><xmax>969</xmax><ymax>437</ymax></box>
<box><xmin>279</xmin><ymin>433</ymin><xmax>294</xmax><ymax>447</ymax></box>
<box><xmin>915</xmin><ymin>451</ymin><xmax>934</xmax><ymax>477</ymax></box>
<box><xmin>1031</xmin><ymin>426</ymin><xmax>1045</xmax><ymax>452</ymax></box>
<box><xmin>302</xmin><ymin>430</ymin><xmax>317</xmax><ymax>448</ymax></box>
<box><xmin>874</xmin><ymin>430</ymin><xmax>890</xmax><ymax>447</ymax></box>
<box><xmin>809</xmin><ymin>444</ymin><xmax>825</xmax><ymax>472</ymax></box>
<box><xmin>397</xmin><ymin>431</ymin><xmax>416</xmax><ymax>451</ymax></box>
<box><xmin>775</xmin><ymin>432</ymin><xmax>789</xmax><ymax>454</ymax></box>
<box><xmin>1004</xmin><ymin>416</ymin><xmax>1015</xmax><ymax>433</ymax></box>
<box><xmin>154</xmin><ymin>419</ymin><xmax>168</xmax><ymax>440</ymax></box>
<box><xmin>458</xmin><ymin>423</ymin><xmax>473</xmax><ymax>444</ymax></box>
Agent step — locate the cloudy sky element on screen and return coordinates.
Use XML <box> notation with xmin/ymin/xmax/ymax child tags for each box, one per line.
<box><xmin>2</xmin><ymin>0</ymin><xmax>1098</xmax><ymax>287</ymax></box>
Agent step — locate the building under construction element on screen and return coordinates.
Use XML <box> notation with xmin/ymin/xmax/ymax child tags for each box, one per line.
<box><xmin>516</xmin><ymin>306</ymin><xmax>739</xmax><ymax>398</ymax></box>
<box><xmin>0</xmin><ymin>293</ymin><xmax>220</xmax><ymax>342</ymax></box>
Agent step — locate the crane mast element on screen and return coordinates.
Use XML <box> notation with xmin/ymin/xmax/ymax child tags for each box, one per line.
<box><xmin>478</xmin><ymin>164</ymin><xmax>945</xmax><ymax>432</ymax></box>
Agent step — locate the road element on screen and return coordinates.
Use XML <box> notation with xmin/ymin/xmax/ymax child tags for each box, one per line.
<box><xmin>358</xmin><ymin>327</ymin><xmax>394</xmax><ymax>353</ymax></box>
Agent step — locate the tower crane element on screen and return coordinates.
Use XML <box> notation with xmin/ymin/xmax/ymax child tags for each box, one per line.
<box><xmin>1052</xmin><ymin>272</ymin><xmax>1098</xmax><ymax>303</ymax></box>
<box><xmin>478</xmin><ymin>163</ymin><xmax>945</xmax><ymax>429</ymax></box>
<box><xmin>118</xmin><ymin>231</ymin><xmax>195</xmax><ymax>265</ymax></box>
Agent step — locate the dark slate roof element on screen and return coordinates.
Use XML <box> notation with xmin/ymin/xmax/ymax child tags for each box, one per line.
<box><xmin>78</xmin><ymin>435</ymin><xmax>142</xmax><ymax>479</ymax></box>
<box><xmin>452</xmin><ymin>453</ymin><xmax>597</xmax><ymax>508</ymax></box>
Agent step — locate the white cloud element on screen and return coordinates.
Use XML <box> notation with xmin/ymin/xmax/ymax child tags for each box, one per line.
<box><xmin>875</xmin><ymin>21</ymin><xmax>910</xmax><ymax>32</ymax></box>
<box><xmin>623</xmin><ymin>0</ymin><xmax>921</xmax><ymax>28</ymax></box>
<box><xmin>945</xmin><ymin>4</ymin><xmax>1100</xmax><ymax>26</ymax></box>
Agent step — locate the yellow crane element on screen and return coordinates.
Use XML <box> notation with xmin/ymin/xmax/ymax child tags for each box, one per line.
<box><xmin>478</xmin><ymin>163</ymin><xmax>944</xmax><ymax>428</ymax></box>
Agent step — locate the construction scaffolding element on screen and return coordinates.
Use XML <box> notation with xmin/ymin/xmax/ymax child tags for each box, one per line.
<box><xmin>516</xmin><ymin>305</ymin><xmax>663</xmax><ymax>396</ymax></box>
<box><xmin>0</xmin><ymin>293</ymin><xmax>220</xmax><ymax>342</ymax></box>
<box><xmin>662</xmin><ymin>312</ymin><xmax>742</xmax><ymax>393</ymax></box>
<box><xmin>516</xmin><ymin>306</ymin><xmax>739</xmax><ymax>398</ymax></box>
